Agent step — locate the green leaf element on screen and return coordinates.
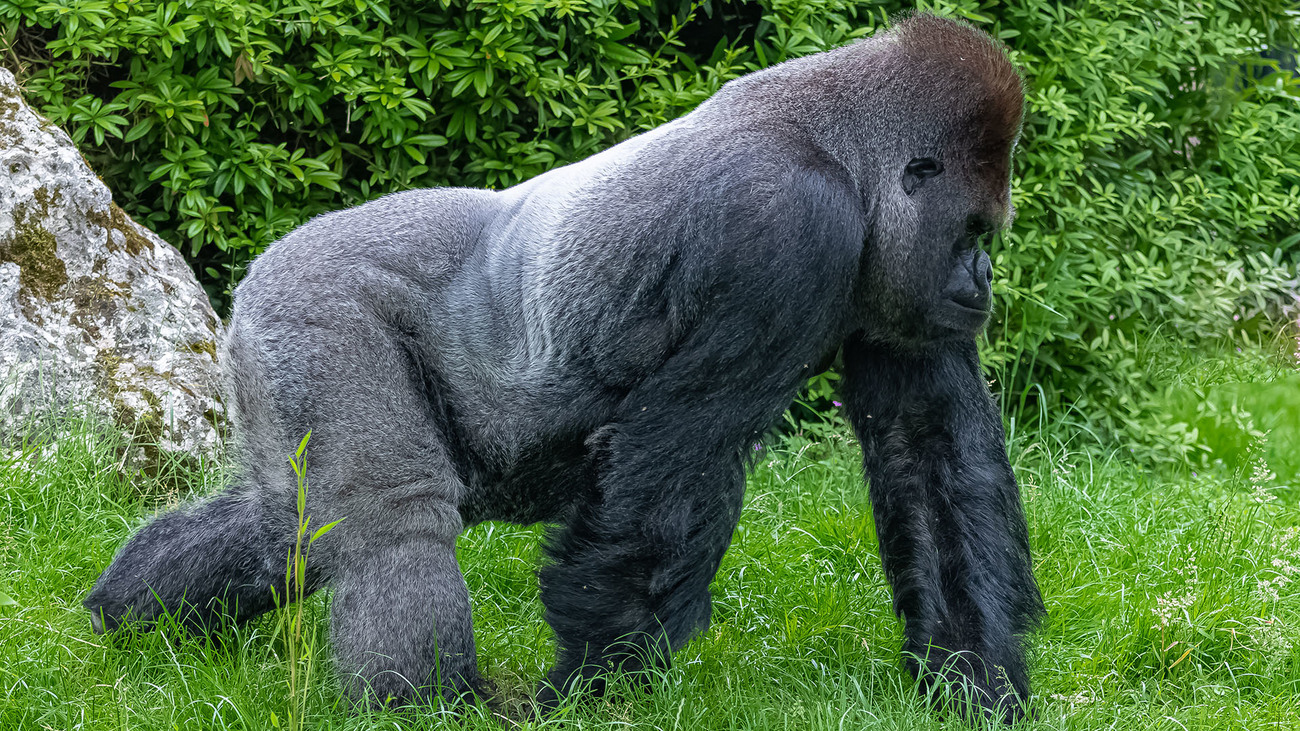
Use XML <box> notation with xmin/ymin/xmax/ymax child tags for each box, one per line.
<box><xmin>1124</xmin><ymin>149</ymin><xmax>1153</xmax><ymax>168</ymax></box>
<box><xmin>214</xmin><ymin>27</ymin><xmax>232</xmax><ymax>56</ymax></box>
<box><xmin>598</xmin><ymin>41</ymin><xmax>650</xmax><ymax>66</ymax></box>
<box><xmin>407</xmin><ymin>133</ymin><xmax>448</xmax><ymax>148</ymax></box>
<box><xmin>607</xmin><ymin>20</ymin><xmax>640</xmax><ymax>42</ymax></box>
<box><xmin>309</xmin><ymin>518</ymin><xmax>345</xmax><ymax>544</ymax></box>
<box><xmin>123</xmin><ymin>118</ymin><xmax>155</xmax><ymax>143</ymax></box>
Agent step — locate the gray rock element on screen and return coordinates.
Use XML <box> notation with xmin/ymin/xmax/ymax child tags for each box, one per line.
<box><xmin>0</xmin><ymin>67</ymin><xmax>223</xmax><ymax>466</ymax></box>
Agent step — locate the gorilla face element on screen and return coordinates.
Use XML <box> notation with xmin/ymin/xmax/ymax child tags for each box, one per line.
<box><xmin>870</xmin><ymin>148</ymin><xmax>1010</xmax><ymax>340</ymax></box>
<box><xmin>904</xmin><ymin>156</ymin><xmax>993</xmax><ymax>332</ymax></box>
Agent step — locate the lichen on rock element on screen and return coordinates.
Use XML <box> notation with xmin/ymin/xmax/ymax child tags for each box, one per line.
<box><xmin>0</xmin><ymin>67</ymin><xmax>225</xmax><ymax>471</ymax></box>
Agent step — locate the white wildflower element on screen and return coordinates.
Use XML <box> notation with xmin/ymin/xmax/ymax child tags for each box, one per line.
<box><xmin>1273</xmin><ymin>527</ymin><xmax>1300</xmax><ymax>559</ymax></box>
<box><xmin>1255</xmin><ymin>528</ymin><xmax>1300</xmax><ymax>603</ymax></box>
<box><xmin>1248</xmin><ymin>441</ymin><xmax>1277</xmax><ymax>503</ymax></box>
<box><xmin>1255</xmin><ymin>577</ymin><xmax>1288</xmax><ymax>603</ymax></box>
<box><xmin>1050</xmin><ymin>690</ymin><xmax>1096</xmax><ymax>708</ymax></box>
<box><xmin>1154</xmin><ymin>589</ymin><xmax>1197</xmax><ymax>630</ymax></box>
<box><xmin>1248</xmin><ymin>616</ymin><xmax>1294</xmax><ymax>668</ymax></box>
<box><xmin>1174</xmin><ymin>544</ymin><xmax>1201</xmax><ymax>584</ymax></box>
<box><xmin>1251</xmin><ymin>467</ymin><xmax>1277</xmax><ymax>504</ymax></box>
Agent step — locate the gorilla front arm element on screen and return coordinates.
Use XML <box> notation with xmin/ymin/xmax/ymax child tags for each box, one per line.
<box><xmin>841</xmin><ymin>336</ymin><xmax>1044</xmax><ymax>722</ymax></box>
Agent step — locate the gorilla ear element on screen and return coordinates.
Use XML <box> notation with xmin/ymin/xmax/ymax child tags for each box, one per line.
<box><xmin>902</xmin><ymin>157</ymin><xmax>944</xmax><ymax>195</ymax></box>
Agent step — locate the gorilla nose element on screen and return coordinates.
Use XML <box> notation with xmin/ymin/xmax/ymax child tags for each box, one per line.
<box><xmin>976</xmin><ymin>250</ymin><xmax>993</xmax><ymax>284</ymax></box>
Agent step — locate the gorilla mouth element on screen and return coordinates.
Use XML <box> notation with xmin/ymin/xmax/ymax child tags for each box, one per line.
<box><xmin>948</xmin><ymin>296</ymin><xmax>990</xmax><ymax>315</ymax></box>
<box><xmin>941</xmin><ymin>297</ymin><xmax>992</xmax><ymax>332</ymax></box>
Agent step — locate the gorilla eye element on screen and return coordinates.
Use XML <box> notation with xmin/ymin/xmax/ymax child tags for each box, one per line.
<box><xmin>902</xmin><ymin>158</ymin><xmax>944</xmax><ymax>195</ymax></box>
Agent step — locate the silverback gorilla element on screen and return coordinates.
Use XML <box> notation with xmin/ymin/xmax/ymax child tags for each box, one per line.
<box><xmin>86</xmin><ymin>13</ymin><xmax>1043</xmax><ymax>724</ymax></box>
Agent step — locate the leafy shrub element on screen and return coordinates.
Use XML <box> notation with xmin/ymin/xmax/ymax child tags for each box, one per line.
<box><xmin>979</xmin><ymin>1</ymin><xmax>1300</xmax><ymax>454</ymax></box>
<box><xmin>4</xmin><ymin>0</ymin><xmax>1299</xmax><ymax>450</ymax></box>
<box><xmin>2</xmin><ymin>0</ymin><xmax>876</xmax><ymax>304</ymax></box>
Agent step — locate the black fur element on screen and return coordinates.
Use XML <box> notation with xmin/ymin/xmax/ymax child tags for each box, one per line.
<box><xmin>841</xmin><ymin>337</ymin><xmax>1044</xmax><ymax>722</ymax></box>
<box><xmin>84</xmin><ymin>14</ymin><xmax>1042</xmax><ymax>724</ymax></box>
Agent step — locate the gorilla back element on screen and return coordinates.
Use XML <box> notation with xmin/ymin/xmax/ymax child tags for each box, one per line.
<box><xmin>86</xmin><ymin>13</ymin><xmax>1043</xmax><ymax>724</ymax></box>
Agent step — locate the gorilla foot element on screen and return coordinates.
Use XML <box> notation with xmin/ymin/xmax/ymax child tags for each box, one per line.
<box><xmin>343</xmin><ymin>668</ymin><xmax>491</xmax><ymax>712</ymax></box>
<box><xmin>531</xmin><ymin>660</ymin><xmax>657</xmax><ymax>720</ymax></box>
<box><xmin>84</xmin><ymin>491</ymin><xmax>286</xmax><ymax>636</ymax></box>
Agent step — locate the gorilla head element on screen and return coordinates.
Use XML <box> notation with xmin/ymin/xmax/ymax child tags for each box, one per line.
<box><xmin>85</xmin><ymin>13</ymin><xmax>1042</xmax><ymax>726</ymax></box>
<box><xmin>834</xmin><ymin>17</ymin><xmax>1025</xmax><ymax>343</ymax></box>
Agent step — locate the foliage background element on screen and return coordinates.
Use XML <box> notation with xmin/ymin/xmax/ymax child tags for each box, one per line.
<box><xmin>3</xmin><ymin>0</ymin><xmax>1299</xmax><ymax>452</ymax></box>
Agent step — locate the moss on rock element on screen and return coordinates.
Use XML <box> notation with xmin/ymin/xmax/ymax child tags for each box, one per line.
<box><xmin>0</xmin><ymin>188</ymin><xmax>72</xmax><ymax>302</ymax></box>
<box><xmin>0</xmin><ymin>212</ymin><xmax>68</xmax><ymax>301</ymax></box>
<box><xmin>86</xmin><ymin>204</ymin><xmax>154</xmax><ymax>257</ymax></box>
<box><xmin>186</xmin><ymin>339</ymin><xmax>218</xmax><ymax>360</ymax></box>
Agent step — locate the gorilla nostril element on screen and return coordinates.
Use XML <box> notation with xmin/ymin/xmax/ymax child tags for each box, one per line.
<box><xmin>975</xmin><ymin>251</ymin><xmax>993</xmax><ymax>285</ymax></box>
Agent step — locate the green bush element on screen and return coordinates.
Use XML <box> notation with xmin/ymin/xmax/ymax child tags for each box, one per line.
<box><xmin>4</xmin><ymin>0</ymin><xmax>1299</xmax><ymax>451</ymax></box>
<box><xmin>980</xmin><ymin>1</ymin><xmax>1300</xmax><ymax>455</ymax></box>
<box><xmin>3</xmin><ymin>0</ymin><xmax>877</xmax><ymax>302</ymax></box>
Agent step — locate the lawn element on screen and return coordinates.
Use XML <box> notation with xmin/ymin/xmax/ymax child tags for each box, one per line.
<box><xmin>2</xmin><ymin>360</ymin><xmax>1298</xmax><ymax>731</ymax></box>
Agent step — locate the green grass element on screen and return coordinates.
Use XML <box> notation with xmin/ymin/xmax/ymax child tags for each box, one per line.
<box><xmin>2</xmin><ymin>367</ymin><xmax>1299</xmax><ymax>730</ymax></box>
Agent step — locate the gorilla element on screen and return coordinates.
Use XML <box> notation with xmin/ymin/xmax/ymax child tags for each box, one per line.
<box><xmin>85</xmin><ymin>13</ymin><xmax>1043</xmax><ymax>724</ymax></box>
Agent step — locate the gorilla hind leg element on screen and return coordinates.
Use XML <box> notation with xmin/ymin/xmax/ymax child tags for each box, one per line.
<box><xmin>84</xmin><ymin>490</ymin><xmax>298</xmax><ymax>635</ymax></box>
<box><xmin>329</xmin><ymin>515</ymin><xmax>483</xmax><ymax>709</ymax></box>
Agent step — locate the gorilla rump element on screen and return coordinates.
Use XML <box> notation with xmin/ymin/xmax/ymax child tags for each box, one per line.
<box><xmin>86</xmin><ymin>13</ymin><xmax>1043</xmax><ymax>724</ymax></box>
